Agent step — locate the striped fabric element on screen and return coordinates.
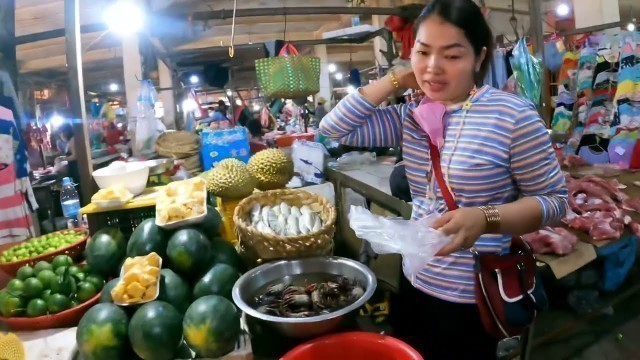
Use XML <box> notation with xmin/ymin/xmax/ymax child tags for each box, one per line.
<box><xmin>320</xmin><ymin>85</ymin><xmax>568</xmax><ymax>303</ymax></box>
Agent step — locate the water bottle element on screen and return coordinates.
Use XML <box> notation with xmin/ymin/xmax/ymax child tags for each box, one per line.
<box><xmin>60</xmin><ymin>177</ymin><xmax>81</xmax><ymax>229</ymax></box>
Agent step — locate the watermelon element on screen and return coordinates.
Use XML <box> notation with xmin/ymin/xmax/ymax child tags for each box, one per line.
<box><xmin>84</xmin><ymin>228</ymin><xmax>126</xmax><ymax>277</ymax></box>
<box><xmin>166</xmin><ymin>228</ymin><xmax>212</xmax><ymax>277</ymax></box>
<box><xmin>76</xmin><ymin>303</ymin><xmax>129</xmax><ymax>360</ymax></box>
<box><xmin>193</xmin><ymin>263</ymin><xmax>240</xmax><ymax>300</ymax></box>
<box><xmin>157</xmin><ymin>269</ymin><xmax>191</xmax><ymax>313</ymax></box>
<box><xmin>195</xmin><ymin>206</ymin><xmax>223</xmax><ymax>239</ymax></box>
<box><xmin>129</xmin><ymin>301</ymin><xmax>184</xmax><ymax>360</ymax></box>
<box><xmin>210</xmin><ymin>239</ymin><xmax>244</xmax><ymax>271</ymax></box>
<box><xmin>100</xmin><ymin>278</ymin><xmax>120</xmax><ymax>303</ymax></box>
<box><xmin>127</xmin><ymin>218</ymin><xmax>170</xmax><ymax>259</ymax></box>
<box><xmin>183</xmin><ymin>295</ymin><xmax>241</xmax><ymax>358</ymax></box>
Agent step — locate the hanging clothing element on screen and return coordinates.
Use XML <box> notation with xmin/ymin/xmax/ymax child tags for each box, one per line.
<box><xmin>484</xmin><ymin>49</ymin><xmax>508</xmax><ymax>89</ymax></box>
<box><xmin>385</xmin><ymin>16</ymin><xmax>415</xmax><ymax>60</ymax></box>
<box><xmin>0</xmin><ymin>106</ymin><xmax>36</xmax><ymax>243</ymax></box>
<box><xmin>0</xmin><ymin>72</ymin><xmax>24</xmax><ymax>125</ymax></box>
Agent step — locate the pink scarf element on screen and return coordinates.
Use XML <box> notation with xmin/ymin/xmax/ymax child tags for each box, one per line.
<box><xmin>413</xmin><ymin>98</ymin><xmax>447</xmax><ymax>149</ymax></box>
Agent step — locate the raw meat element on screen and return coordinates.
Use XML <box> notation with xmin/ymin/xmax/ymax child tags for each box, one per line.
<box><xmin>523</xmin><ymin>227</ymin><xmax>578</xmax><ymax>255</ymax></box>
<box><xmin>560</xmin><ymin>153</ymin><xmax>590</xmax><ymax>168</ymax></box>
<box><xmin>563</xmin><ymin>173</ymin><xmax>640</xmax><ymax>241</ymax></box>
<box><xmin>622</xmin><ymin>198</ymin><xmax>640</xmax><ymax>213</ymax></box>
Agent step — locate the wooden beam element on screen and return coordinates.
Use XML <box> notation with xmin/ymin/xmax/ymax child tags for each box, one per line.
<box><xmin>15</xmin><ymin>23</ymin><xmax>107</xmax><ymax>45</ymax></box>
<box><xmin>190</xmin><ymin>7</ymin><xmax>402</xmax><ymax>21</ymax></box>
<box><xmin>20</xmin><ymin>48</ymin><xmax>123</xmax><ymax>73</ymax></box>
<box><xmin>65</xmin><ymin>0</ymin><xmax>95</xmax><ymax>205</ymax></box>
<box><xmin>0</xmin><ymin>0</ymin><xmax>18</xmax><ymax>92</ymax></box>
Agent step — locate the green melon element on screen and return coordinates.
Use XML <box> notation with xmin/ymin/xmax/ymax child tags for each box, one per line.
<box><xmin>76</xmin><ymin>303</ymin><xmax>129</xmax><ymax>360</ymax></box>
<box><xmin>127</xmin><ymin>218</ymin><xmax>170</xmax><ymax>260</ymax></box>
<box><xmin>84</xmin><ymin>228</ymin><xmax>126</xmax><ymax>277</ymax></box>
<box><xmin>166</xmin><ymin>228</ymin><xmax>212</xmax><ymax>277</ymax></box>
<box><xmin>183</xmin><ymin>295</ymin><xmax>241</xmax><ymax>358</ymax></box>
<box><xmin>129</xmin><ymin>301</ymin><xmax>184</xmax><ymax>360</ymax></box>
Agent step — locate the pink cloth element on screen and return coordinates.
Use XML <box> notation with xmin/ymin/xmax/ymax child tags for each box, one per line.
<box><xmin>413</xmin><ymin>99</ymin><xmax>447</xmax><ymax>149</ymax></box>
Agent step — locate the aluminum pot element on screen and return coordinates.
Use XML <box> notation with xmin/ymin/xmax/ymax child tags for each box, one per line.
<box><xmin>232</xmin><ymin>256</ymin><xmax>377</xmax><ymax>339</ymax></box>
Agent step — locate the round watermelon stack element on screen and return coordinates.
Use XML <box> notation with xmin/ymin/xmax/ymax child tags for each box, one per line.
<box><xmin>78</xmin><ymin>208</ymin><xmax>244</xmax><ymax>360</ymax></box>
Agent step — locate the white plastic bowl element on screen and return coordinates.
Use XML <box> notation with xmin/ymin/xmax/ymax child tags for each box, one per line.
<box><xmin>92</xmin><ymin>162</ymin><xmax>150</xmax><ymax>196</ymax></box>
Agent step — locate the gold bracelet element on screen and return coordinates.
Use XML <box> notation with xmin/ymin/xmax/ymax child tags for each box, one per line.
<box><xmin>478</xmin><ymin>205</ymin><xmax>501</xmax><ymax>234</ymax></box>
<box><xmin>389</xmin><ymin>71</ymin><xmax>400</xmax><ymax>89</ymax></box>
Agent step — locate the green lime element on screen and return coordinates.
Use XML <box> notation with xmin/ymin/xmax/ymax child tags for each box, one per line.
<box><xmin>41</xmin><ymin>289</ymin><xmax>52</xmax><ymax>302</ymax></box>
<box><xmin>55</xmin><ymin>266</ymin><xmax>67</xmax><ymax>277</ymax></box>
<box><xmin>84</xmin><ymin>275</ymin><xmax>105</xmax><ymax>291</ymax></box>
<box><xmin>26</xmin><ymin>298</ymin><xmax>47</xmax><ymax>318</ymax></box>
<box><xmin>1</xmin><ymin>296</ymin><xmax>24</xmax><ymax>317</ymax></box>
<box><xmin>16</xmin><ymin>266</ymin><xmax>34</xmax><ymax>281</ymax></box>
<box><xmin>67</xmin><ymin>266</ymin><xmax>82</xmax><ymax>277</ymax></box>
<box><xmin>6</xmin><ymin>279</ymin><xmax>24</xmax><ymax>296</ymax></box>
<box><xmin>76</xmin><ymin>282</ymin><xmax>98</xmax><ymax>303</ymax></box>
<box><xmin>51</xmin><ymin>255</ymin><xmax>73</xmax><ymax>269</ymax></box>
<box><xmin>33</xmin><ymin>261</ymin><xmax>53</xmax><ymax>274</ymax></box>
<box><xmin>72</xmin><ymin>272</ymin><xmax>86</xmax><ymax>282</ymax></box>
<box><xmin>22</xmin><ymin>278</ymin><xmax>44</xmax><ymax>299</ymax></box>
<box><xmin>37</xmin><ymin>269</ymin><xmax>57</xmax><ymax>289</ymax></box>
<box><xmin>46</xmin><ymin>294</ymin><xmax>70</xmax><ymax>314</ymax></box>
<box><xmin>50</xmin><ymin>274</ymin><xmax>76</xmax><ymax>297</ymax></box>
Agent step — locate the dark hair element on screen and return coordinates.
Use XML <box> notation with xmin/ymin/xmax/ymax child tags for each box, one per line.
<box><xmin>59</xmin><ymin>123</ymin><xmax>74</xmax><ymax>140</ymax></box>
<box><xmin>246</xmin><ymin>118</ymin><xmax>263</xmax><ymax>138</ymax></box>
<box><xmin>415</xmin><ymin>0</ymin><xmax>494</xmax><ymax>84</ymax></box>
<box><xmin>217</xmin><ymin>99</ymin><xmax>226</xmax><ymax>108</ymax></box>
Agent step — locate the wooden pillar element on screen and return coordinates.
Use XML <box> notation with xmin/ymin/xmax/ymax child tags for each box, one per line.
<box><xmin>0</xmin><ymin>0</ymin><xmax>20</xmax><ymax>128</ymax></box>
<box><xmin>65</xmin><ymin>0</ymin><xmax>94</xmax><ymax>205</ymax></box>
<box><xmin>313</xmin><ymin>45</ymin><xmax>333</xmax><ymax>104</ymax></box>
<box><xmin>528</xmin><ymin>0</ymin><xmax>550</xmax><ymax>121</ymax></box>
<box><xmin>0</xmin><ymin>0</ymin><xmax>17</xmax><ymax>90</ymax></box>
<box><xmin>157</xmin><ymin>58</ymin><xmax>176</xmax><ymax>129</ymax></box>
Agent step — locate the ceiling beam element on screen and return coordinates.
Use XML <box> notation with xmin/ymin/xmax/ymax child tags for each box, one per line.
<box><xmin>190</xmin><ymin>7</ymin><xmax>402</xmax><ymax>21</ymax></box>
<box><xmin>16</xmin><ymin>22</ymin><xmax>107</xmax><ymax>45</ymax></box>
<box><xmin>20</xmin><ymin>47</ymin><xmax>122</xmax><ymax>73</ymax></box>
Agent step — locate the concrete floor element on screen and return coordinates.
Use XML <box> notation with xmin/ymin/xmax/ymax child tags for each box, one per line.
<box><xmin>531</xmin><ymin>264</ymin><xmax>640</xmax><ymax>360</ymax></box>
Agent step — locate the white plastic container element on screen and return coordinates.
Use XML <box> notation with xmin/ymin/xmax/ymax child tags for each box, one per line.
<box><xmin>112</xmin><ymin>254</ymin><xmax>162</xmax><ymax>306</ymax></box>
<box><xmin>155</xmin><ymin>178</ymin><xmax>208</xmax><ymax>229</ymax></box>
<box><xmin>92</xmin><ymin>162</ymin><xmax>150</xmax><ymax>196</ymax></box>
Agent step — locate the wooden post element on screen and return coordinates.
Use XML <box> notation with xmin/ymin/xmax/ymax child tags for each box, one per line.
<box><xmin>65</xmin><ymin>0</ymin><xmax>95</xmax><ymax>205</ymax></box>
<box><xmin>528</xmin><ymin>0</ymin><xmax>550</xmax><ymax>122</ymax></box>
<box><xmin>0</xmin><ymin>0</ymin><xmax>19</xmax><ymax>127</ymax></box>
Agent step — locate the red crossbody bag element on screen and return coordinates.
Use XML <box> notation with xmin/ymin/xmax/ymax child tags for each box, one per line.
<box><xmin>428</xmin><ymin>141</ymin><xmax>548</xmax><ymax>340</ymax></box>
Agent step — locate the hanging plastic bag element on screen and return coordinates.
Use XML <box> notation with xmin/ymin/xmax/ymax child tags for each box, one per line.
<box><xmin>510</xmin><ymin>38</ymin><xmax>542</xmax><ymax>105</ymax></box>
<box><xmin>348</xmin><ymin>206</ymin><xmax>451</xmax><ymax>275</ymax></box>
<box><xmin>134</xmin><ymin>80</ymin><xmax>161</xmax><ymax>157</ymax></box>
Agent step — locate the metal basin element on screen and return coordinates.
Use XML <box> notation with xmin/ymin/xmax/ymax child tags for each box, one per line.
<box><xmin>232</xmin><ymin>256</ymin><xmax>377</xmax><ymax>339</ymax></box>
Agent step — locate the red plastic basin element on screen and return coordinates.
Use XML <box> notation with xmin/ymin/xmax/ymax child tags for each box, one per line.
<box><xmin>281</xmin><ymin>332</ymin><xmax>424</xmax><ymax>360</ymax></box>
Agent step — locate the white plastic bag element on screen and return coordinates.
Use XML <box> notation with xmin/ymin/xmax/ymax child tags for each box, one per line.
<box><xmin>134</xmin><ymin>80</ymin><xmax>161</xmax><ymax>157</ymax></box>
<box><xmin>348</xmin><ymin>206</ymin><xmax>451</xmax><ymax>276</ymax></box>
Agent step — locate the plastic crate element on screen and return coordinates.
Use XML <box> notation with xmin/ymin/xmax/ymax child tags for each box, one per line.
<box><xmin>85</xmin><ymin>206</ymin><xmax>156</xmax><ymax>238</ymax></box>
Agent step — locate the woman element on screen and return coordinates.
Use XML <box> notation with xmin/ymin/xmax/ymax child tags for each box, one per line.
<box><xmin>58</xmin><ymin>123</ymin><xmax>82</xmax><ymax>200</ymax></box>
<box><xmin>319</xmin><ymin>1</ymin><xmax>567</xmax><ymax>358</ymax></box>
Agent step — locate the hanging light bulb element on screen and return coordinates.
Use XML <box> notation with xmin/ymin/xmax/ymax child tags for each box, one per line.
<box><xmin>335</xmin><ymin>73</ymin><xmax>343</xmax><ymax>80</ymax></box>
<box><xmin>555</xmin><ymin>3</ymin><xmax>570</xmax><ymax>17</ymax></box>
<box><xmin>627</xmin><ymin>20</ymin><xmax>637</xmax><ymax>32</ymax></box>
<box><xmin>328</xmin><ymin>63</ymin><xmax>337</xmax><ymax>73</ymax></box>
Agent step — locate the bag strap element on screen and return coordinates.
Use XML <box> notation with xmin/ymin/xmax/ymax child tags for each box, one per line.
<box><xmin>278</xmin><ymin>43</ymin><xmax>300</xmax><ymax>57</ymax></box>
<box><xmin>428</xmin><ymin>141</ymin><xmax>458</xmax><ymax>211</ymax></box>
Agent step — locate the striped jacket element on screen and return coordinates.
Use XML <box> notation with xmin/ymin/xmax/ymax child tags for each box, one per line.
<box><xmin>320</xmin><ymin>85</ymin><xmax>568</xmax><ymax>303</ymax></box>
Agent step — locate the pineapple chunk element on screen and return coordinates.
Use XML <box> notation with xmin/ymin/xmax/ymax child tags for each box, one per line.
<box><xmin>145</xmin><ymin>253</ymin><xmax>161</xmax><ymax>268</ymax></box>
<box><xmin>143</xmin><ymin>285</ymin><xmax>158</xmax><ymax>300</ymax></box>
<box><xmin>110</xmin><ymin>283</ymin><xmax>126</xmax><ymax>301</ymax></box>
<box><xmin>146</xmin><ymin>266</ymin><xmax>160</xmax><ymax>279</ymax></box>
<box><xmin>138</xmin><ymin>273</ymin><xmax>156</xmax><ymax>287</ymax></box>
<box><xmin>126</xmin><ymin>282</ymin><xmax>146</xmax><ymax>299</ymax></box>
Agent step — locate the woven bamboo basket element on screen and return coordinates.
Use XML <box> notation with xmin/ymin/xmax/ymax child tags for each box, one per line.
<box><xmin>156</xmin><ymin>131</ymin><xmax>200</xmax><ymax>159</ymax></box>
<box><xmin>233</xmin><ymin>189</ymin><xmax>336</xmax><ymax>267</ymax></box>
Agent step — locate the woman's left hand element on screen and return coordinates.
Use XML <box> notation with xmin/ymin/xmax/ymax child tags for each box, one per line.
<box><xmin>432</xmin><ymin>207</ymin><xmax>487</xmax><ymax>256</ymax></box>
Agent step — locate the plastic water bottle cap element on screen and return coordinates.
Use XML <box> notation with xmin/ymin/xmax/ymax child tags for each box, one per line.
<box><xmin>62</xmin><ymin>177</ymin><xmax>71</xmax><ymax>185</ymax></box>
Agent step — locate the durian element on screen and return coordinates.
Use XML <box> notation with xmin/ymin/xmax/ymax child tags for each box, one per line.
<box><xmin>247</xmin><ymin>149</ymin><xmax>294</xmax><ymax>190</ymax></box>
<box><xmin>205</xmin><ymin>158</ymin><xmax>257</xmax><ymax>199</ymax></box>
